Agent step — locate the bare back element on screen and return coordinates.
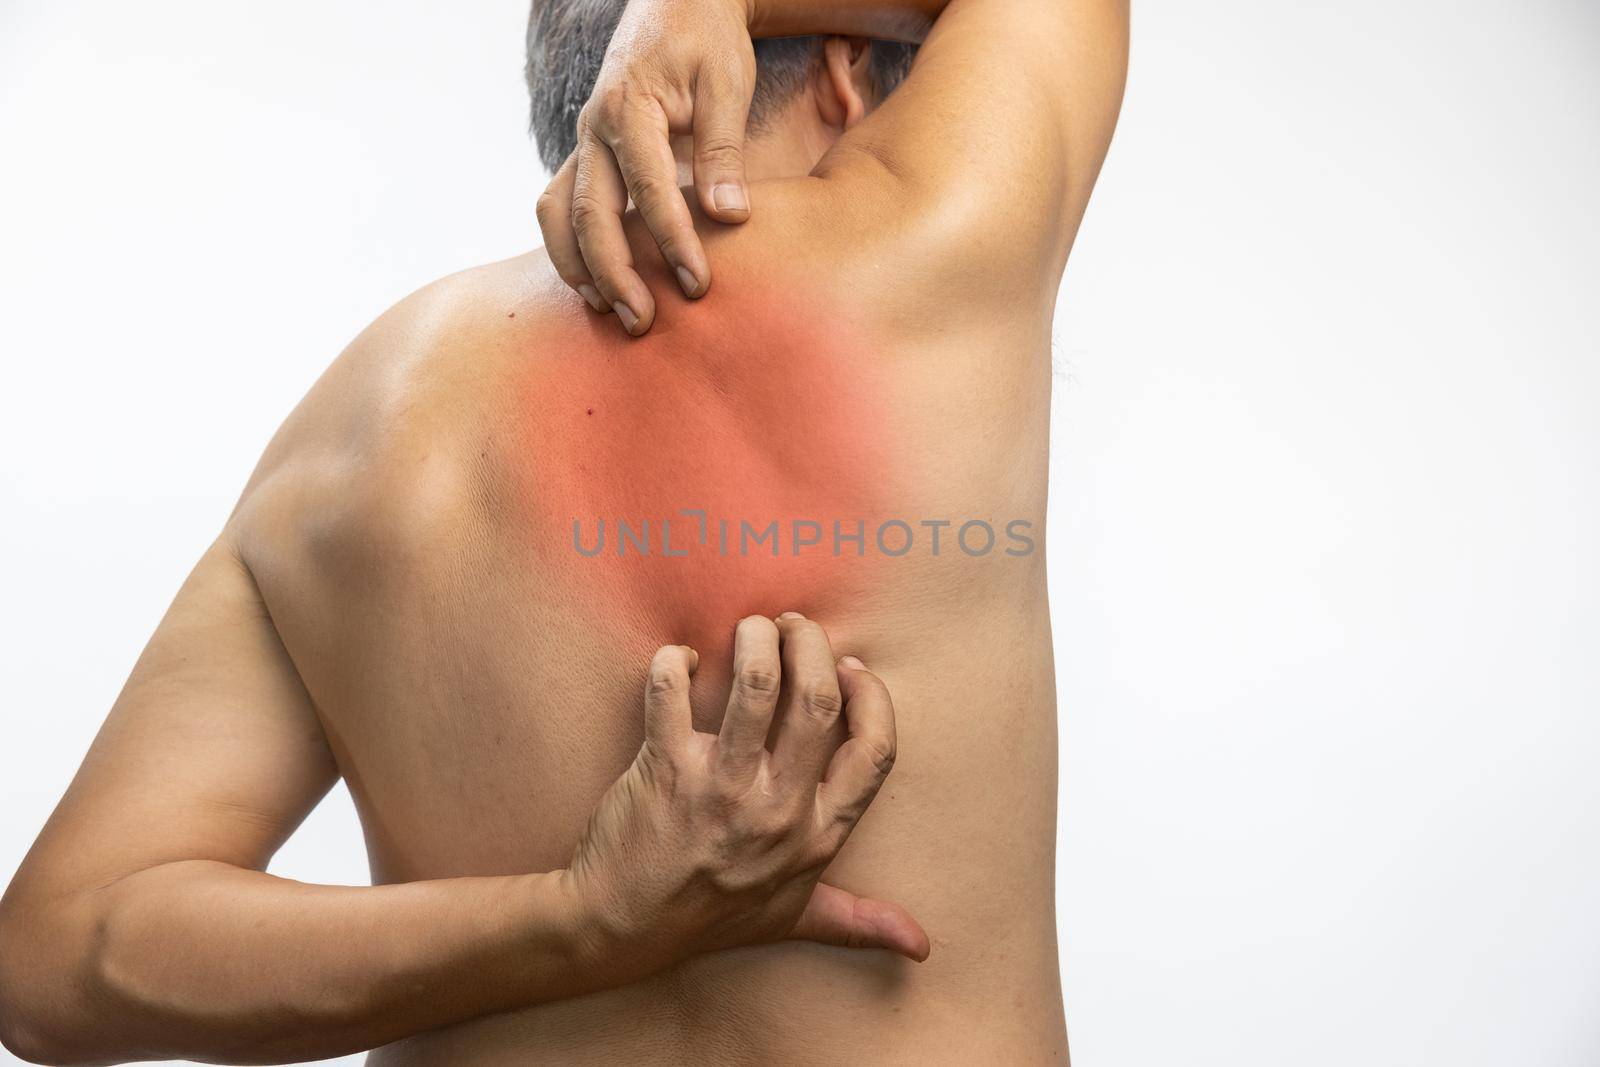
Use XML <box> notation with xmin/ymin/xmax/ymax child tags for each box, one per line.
<box><xmin>0</xmin><ymin>4</ymin><xmax>1127</xmax><ymax>1061</ymax></box>
<box><xmin>237</xmin><ymin>220</ymin><xmax>1064</xmax><ymax>1062</ymax></box>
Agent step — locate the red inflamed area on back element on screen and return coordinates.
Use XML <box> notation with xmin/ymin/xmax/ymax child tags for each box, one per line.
<box><xmin>509</xmin><ymin>281</ymin><xmax>905</xmax><ymax>656</ymax></box>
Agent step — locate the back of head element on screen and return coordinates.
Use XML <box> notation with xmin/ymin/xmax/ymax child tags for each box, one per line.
<box><xmin>524</xmin><ymin>0</ymin><xmax>915</xmax><ymax>172</ymax></box>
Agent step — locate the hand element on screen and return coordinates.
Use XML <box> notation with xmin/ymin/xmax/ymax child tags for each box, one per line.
<box><xmin>562</xmin><ymin>613</ymin><xmax>928</xmax><ymax>985</ymax></box>
<box><xmin>535</xmin><ymin>0</ymin><xmax>756</xmax><ymax>336</ymax></box>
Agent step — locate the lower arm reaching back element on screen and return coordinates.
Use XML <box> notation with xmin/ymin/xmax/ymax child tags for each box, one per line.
<box><xmin>0</xmin><ymin>618</ymin><xmax>920</xmax><ymax>1064</ymax></box>
<box><xmin>0</xmin><ymin>861</ymin><xmax>586</xmax><ymax>1065</ymax></box>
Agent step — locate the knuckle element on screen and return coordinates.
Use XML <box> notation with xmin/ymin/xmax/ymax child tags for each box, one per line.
<box><xmin>864</xmin><ymin>738</ymin><xmax>897</xmax><ymax>779</ymax></box>
<box><xmin>646</xmin><ymin>665</ymin><xmax>686</xmax><ymax>696</ymax></box>
<box><xmin>753</xmin><ymin>804</ymin><xmax>808</xmax><ymax>854</ymax></box>
<box><xmin>801</xmin><ymin>686</ymin><xmax>843</xmax><ymax>718</ymax></box>
<box><xmin>741</xmin><ymin>804</ymin><xmax>786</xmax><ymax>842</ymax></box>
<box><xmin>785</xmin><ymin>799</ymin><xmax>820</xmax><ymax>841</ymax></box>
<box><xmin>621</xmin><ymin>168</ymin><xmax>665</xmax><ymax>202</ymax></box>
<box><xmin>587</xmin><ymin>93</ymin><xmax>624</xmax><ymax>134</ymax></box>
<box><xmin>696</xmin><ymin>134</ymin><xmax>744</xmax><ymax>162</ymax></box>
<box><xmin>618</xmin><ymin>73</ymin><xmax>657</xmax><ymax>108</ymax></box>
<box><xmin>568</xmin><ymin>196</ymin><xmax>609</xmax><ymax>239</ymax></box>
<box><xmin>535</xmin><ymin>190</ymin><xmax>562</xmax><ymax>226</ymax></box>
<box><xmin>572</xmin><ymin>217</ymin><xmax>601</xmax><ymax>247</ymax></box>
<box><xmin>734</xmin><ymin>664</ymin><xmax>781</xmax><ymax>697</ymax></box>
<box><xmin>825</xmin><ymin>798</ymin><xmax>858</xmax><ymax>833</ymax></box>
<box><xmin>706</xmin><ymin>859</ymin><xmax>773</xmax><ymax>899</ymax></box>
<box><xmin>593</xmin><ymin>83</ymin><xmax>652</xmax><ymax>138</ymax></box>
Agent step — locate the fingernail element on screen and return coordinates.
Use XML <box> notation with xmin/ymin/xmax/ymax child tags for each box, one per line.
<box><xmin>777</xmin><ymin>611</ymin><xmax>805</xmax><ymax>621</ymax></box>
<box><xmin>578</xmin><ymin>284</ymin><xmax>604</xmax><ymax>312</ymax></box>
<box><xmin>615</xmin><ymin>302</ymin><xmax>640</xmax><ymax>334</ymax></box>
<box><xmin>839</xmin><ymin>655</ymin><xmax>864</xmax><ymax>670</ymax></box>
<box><xmin>675</xmin><ymin>265</ymin><xmax>702</xmax><ymax>298</ymax></box>
<box><xmin>712</xmin><ymin>182</ymin><xmax>748</xmax><ymax>213</ymax></box>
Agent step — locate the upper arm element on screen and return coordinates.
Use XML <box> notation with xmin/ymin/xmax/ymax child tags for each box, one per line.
<box><xmin>813</xmin><ymin>0</ymin><xmax>1130</xmax><ymax>294</ymax></box>
<box><xmin>4</xmin><ymin>534</ymin><xmax>338</xmax><ymax>908</ymax></box>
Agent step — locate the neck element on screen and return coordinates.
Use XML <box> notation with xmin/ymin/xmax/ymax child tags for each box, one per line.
<box><xmin>670</xmin><ymin>117</ymin><xmax>833</xmax><ymax>187</ymax></box>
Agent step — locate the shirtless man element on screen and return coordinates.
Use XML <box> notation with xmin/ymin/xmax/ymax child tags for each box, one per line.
<box><xmin>0</xmin><ymin>0</ymin><xmax>1126</xmax><ymax>1062</ymax></box>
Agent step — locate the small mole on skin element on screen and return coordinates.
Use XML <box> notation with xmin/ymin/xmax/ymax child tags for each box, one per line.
<box><xmin>586</xmin><ymin>408</ymin><xmax>594</xmax><ymax>416</ymax></box>
<box><xmin>507</xmin><ymin>312</ymin><xmax>516</xmax><ymax>318</ymax></box>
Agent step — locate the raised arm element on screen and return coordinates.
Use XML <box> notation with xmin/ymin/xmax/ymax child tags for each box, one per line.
<box><xmin>538</xmin><ymin>0</ymin><xmax>1128</xmax><ymax>333</ymax></box>
<box><xmin>809</xmin><ymin>0</ymin><xmax>1129</xmax><ymax>291</ymax></box>
<box><xmin>0</xmin><ymin>525</ymin><xmax>922</xmax><ymax>1066</ymax></box>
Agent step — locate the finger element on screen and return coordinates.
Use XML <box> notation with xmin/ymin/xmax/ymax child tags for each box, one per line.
<box><xmin>644</xmin><ymin>645</ymin><xmax>698</xmax><ymax>751</ymax></box>
<box><xmin>771</xmin><ymin>613</ymin><xmax>845</xmax><ymax>782</ymax></box>
<box><xmin>818</xmin><ymin>657</ymin><xmax>898</xmax><ymax>822</ymax></box>
<box><xmin>787</xmin><ymin>882</ymin><xmax>931</xmax><ymax>963</ymax></box>
<box><xmin>716</xmin><ymin>615</ymin><xmax>782</xmax><ymax>775</ymax></box>
<box><xmin>536</xmin><ymin>155</ymin><xmax>606</xmax><ymax>313</ymax></box>
<box><xmin>692</xmin><ymin>60</ymin><xmax>754</xmax><ymax>224</ymax></box>
<box><xmin>572</xmin><ymin>119</ymin><xmax>655</xmax><ymax>336</ymax></box>
<box><xmin>604</xmin><ymin>98</ymin><xmax>710</xmax><ymax>299</ymax></box>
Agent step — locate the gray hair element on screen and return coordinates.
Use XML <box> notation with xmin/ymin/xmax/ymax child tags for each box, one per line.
<box><xmin>525</xmin><ymin>1</ymin><xmax>916</xmax><ymax>172</ymax></box>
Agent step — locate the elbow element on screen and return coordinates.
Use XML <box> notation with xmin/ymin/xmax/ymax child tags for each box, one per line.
<box><xmin>0</xmin><ymin>1029</ymin><xmax>106</xmax><ymax>1067</ymax></box>
<box><xmin>0</xmin><ymin>977</ymin><xmax>110</xmax><ymax>1067</ymax></box>
<box><xmin>0</xmin><ymin>1020</ymin><xmax>66</xmax><ymax>1067</ymax></box>
<box><xmin>0</xmin><ymin>1004</ymin><xmax>37</xmax><ymax>1064</ymax></box>
<box><xmin>0</xmin><ymin>914</ymin><xmax>43</xmax><ymax>1064</ymax></box>
<box><xmin>0</xmin><ymin>988</ymin><xmax>71</xmax><ymax>1066</ymax></box>
<box><xmin>0</xmin><ymin>963</ymin><xmax>66</xmax><ymax>1066</ymax></box>
<box><xmin>0</xmin><ymin>905</ymin><xmax>110</xmax><ymax>1066</ymax></box>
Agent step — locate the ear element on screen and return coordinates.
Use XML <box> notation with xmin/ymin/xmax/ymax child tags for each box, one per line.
<box><xmin>813</xmin><ymin>37</ymin><xmax>873</xmax><ymax>132</ymax></box>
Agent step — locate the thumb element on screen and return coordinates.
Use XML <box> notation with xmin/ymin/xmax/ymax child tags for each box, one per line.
<box><xmin>787</xmin><ymin>882</ymin><xmax>931</xmax><ymax>962</ymax></box>
<box><xmin>692</xmin><ymin>70</ymin><xmax>753</xmax><ymax>224</ymax></box>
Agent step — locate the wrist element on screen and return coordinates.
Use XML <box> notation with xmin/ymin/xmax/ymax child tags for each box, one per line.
<box><xmin>491</xmin><ymin>869</ymin><xmax>608</xmax><ymax>1000</ymax></box>
<box><xmin>549</xmin><ymin>867</ymin><xmax>647</xmax><ymax>991</ymax></box>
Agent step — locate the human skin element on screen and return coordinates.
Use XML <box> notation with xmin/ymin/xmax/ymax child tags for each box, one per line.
<box><xmin>0</xmin><ymin>597</ymin><xmax>922</xmax><ymax>1066</ymax></box>
<box><xmin>512</xmin><ymin>276</ymin><xmax>903</xmax><ymax>658</ymax></box>
<box><xmin>0</xmin><ymin>0</ymin><xmax>1128</xmax><ymax>1062</ymax></box>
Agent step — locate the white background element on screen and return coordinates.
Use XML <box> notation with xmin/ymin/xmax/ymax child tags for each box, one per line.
<box><xmin>1</xmin><ymin>1</ymin><xmax>1596</xmax><ymax>1064</ymax></box>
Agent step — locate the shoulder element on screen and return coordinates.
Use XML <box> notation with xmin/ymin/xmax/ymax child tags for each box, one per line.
<box><xmin>224</xmin><ymin>252</ymin><xmax>578</xmax><ymax>592</ymax></box>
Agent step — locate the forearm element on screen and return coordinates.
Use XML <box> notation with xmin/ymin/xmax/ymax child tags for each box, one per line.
<box><xmin>745</xmin><ymin>0</ymin><xmax>950</xmax><ymax>42</ymax></box>
<box><xmin>10</xmin><ymin>860</ymin><xmax>594</xmax><ymax>1064</ymax></box>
